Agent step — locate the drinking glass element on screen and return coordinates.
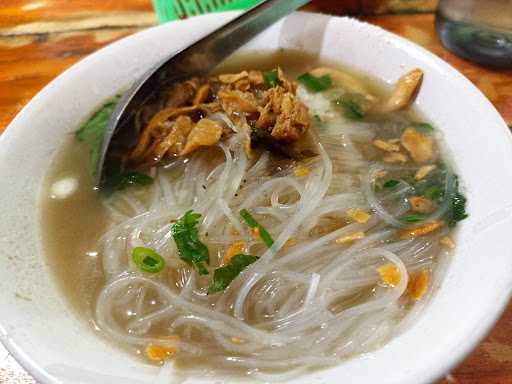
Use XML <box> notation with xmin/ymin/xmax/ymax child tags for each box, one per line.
<box><xmin>436</xmin><ymin>0</ymin><xmax>512</xmax><ymax>68</ymax></box>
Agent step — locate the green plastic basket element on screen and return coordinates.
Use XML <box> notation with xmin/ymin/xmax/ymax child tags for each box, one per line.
<box><xmin>152</xmin><ymin>0</ymin><xmax>263</xmax><ymax>23</ymax></box>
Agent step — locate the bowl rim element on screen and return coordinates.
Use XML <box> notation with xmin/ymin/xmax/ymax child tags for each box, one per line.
<box><xmin>1</xmin><ymin>10</ymin><xmax>512</xmax><ymax>384</ymax></box>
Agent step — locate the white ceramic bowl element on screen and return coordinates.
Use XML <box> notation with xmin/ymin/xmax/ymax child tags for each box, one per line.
<box><xmin>1</xmin><ymin>11</ymin><xmax>512</xmax><ymax>384</ymax></box>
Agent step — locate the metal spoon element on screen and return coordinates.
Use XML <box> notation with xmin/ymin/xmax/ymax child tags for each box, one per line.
<box><xmin>96</xmin><ymin>0</ymin><xmax>311</xmax><ymax>187</ymax></box>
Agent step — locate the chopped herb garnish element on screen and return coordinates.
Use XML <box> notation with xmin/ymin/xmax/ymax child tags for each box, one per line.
<box><xmin>418</xmin><ymin>174</ymin><xmax>467</xmax><ymax>226</ymax></box>
<box><xmin>132</xmin><ymin>247</ymin><xmax>166</xmax><ymax>273</ymax></box>
<box><xmin>424</xmin><ymin>185</ymin><xmax>443</xmax><ymax>200</ymax></box>
<box><xmin>313</xmin><ymin>114</ymin><xmax>323</xmax><ymax>127</ymax></box>
<box><xmin>447</xmin><ymin>182</ymin><xmax>468</xmax><ymax>226</ymax></box>
<box><xmin>75</xmin><ymin>95</ymin><xmax>121</xmax><ymax>174</ymax></box>
<box><xmin>104</xmin><ymin>171</ymin><xmax>154</xmax><ymax>191</ymax></box>
<box><xmin>401</xmin><ymin>214</ymin><xmax>426</xmax><ymax>223</ymax></box>
<box><xmin>334</xmin><ymin>97</ymin><xmax>365</xmax><ymax>121</ymax></box>
<box><xmin>412</xmin><ymin>122</ymin><xmax>434</xmax><ymax>132</ymax></box>
<box><xmin>171</xmin><ymin>210</ymin><xmax>210</xmax><ymax>275</ymax></box>
<box><xmin>297</xmin><ymin>73</ymin><xmax>332</xmax><ymax>92</ymax></box>
<box><xmin>263</xmin><ymin>69</ymin><xmax>282</xmax><ymax>88</ymax></box>
<box><xmin>123</xmin><ymin>172</ymin><xmax>153</xmax><ymax>185</ymax></box>
<box><xmin>240</xmin><ymin>209</ymin><xmax>274</xmax><ymax>248</ymax></box>
<box><xmin>208</xmin><ymin>254</ymin><xmax>259</xmax><ymax>294</ymax></box>
<box><xmin>383</xmin><ymin>179</ymin><xmax>400</xmax><ymax>189</ymax></box>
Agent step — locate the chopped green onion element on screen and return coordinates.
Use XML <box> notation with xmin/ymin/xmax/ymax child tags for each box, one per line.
<box><xmin>122</xmin><ymin>172</ymin><xmax>153</xmax><ymax>186</ymax></box>
<box><xmin>132</xmin><ymin>247</ymin><xmax>166</xmax><ymax>273</ymax></box>
<box><xmin>313</xmin><ymin>114</ymin><xmax>323</xmax><ymax>127</ymax></box>
<box><xmin>412</xmin><ymin>122</ymin><xmax>434</xmax><ymax>132</ymax></box>
<box><xmin>334</xmin><ymin>97</ymin><xmax>365</xmax><ymax>121</ymax></box>
<box><xmin>383</xmin><ymin>179</ymin><xmax>400</xmax><ymax>189</ymax></box>
<box><xmin>240</xmin><ymin>209</ymin><xmax>274</xmax><ymax>248</ymax></box>
<box><xmin>172</xmin><ymin>210</ymin><xmax>210</xmax><ymax>275</ymax></box>
<box><xmin>297</xmin><ymin>73</ymin><xmax>332</xmax><ymax>92</ymax></box>
<box><xmin>103</xmin><ymin>171</ymin><xmax>154</xmax><ymax>191</ymax></box>
<box><xmin>263</xmin><ymin>69</ymin><xmax>281</xmax><ymax>88</ymax></box>
<box><xmin>207</xmin><ymin>254</ymin><xmax>259</xmax><ymax>294</ymax></box>
<box><xmin>401</xmin><ymin>214</ymin><xmax>426</xmax><ymax>223</ymax></box>
<box><xmin>424</xmin><ymin>185</ymin><xmax>443</xmax><ymax>200</ymax></box>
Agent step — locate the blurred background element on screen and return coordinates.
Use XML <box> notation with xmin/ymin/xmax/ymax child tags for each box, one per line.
<box><xmin>0</xmin><ymin>1</ymin><xmax>511</xmax><ymax>383</ymax></box>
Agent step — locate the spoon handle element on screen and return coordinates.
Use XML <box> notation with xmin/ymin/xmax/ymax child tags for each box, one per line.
<box><xmin>168</xmin><ymin>0</ymin><xmax>311</xmax><ymax>75</ymax></box>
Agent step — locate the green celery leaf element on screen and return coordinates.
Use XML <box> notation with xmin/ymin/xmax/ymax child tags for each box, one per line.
<box><xmin>424</xmin><ymin>184</ymin><xmax>443</xmax><ymax>200</ymax></box>
<box><xmin>401</xmin><ymin>214</ymin><xmax>426</xmax><ymax>223</ymax></box>
<box><xmin>208</xmin><ymin>254</ymin><xmax>258</xmax><ymax>294</ymax></box>
<box><xmin>383</xmin><ymin>179</ymin><xmax>400</xmax><ymax>189</ymax></box>
<box><xmin>412</xmin><ymin>122</ymin><xmax>434</xmax><ymax>132</ymax></box>
<box><xmin>104</xmin><ymin>171</ymin><xmax>154</xmax><ymax>191</ymax></box>
<box><xmin>75</xmin><ymin>95</ymin><xmax>121</xmax><ymax>174</ymax></box>
<box><xmin>171</xmin><ymin>210</ymin><xmax>210</xmax><ymax>275</ymax></box>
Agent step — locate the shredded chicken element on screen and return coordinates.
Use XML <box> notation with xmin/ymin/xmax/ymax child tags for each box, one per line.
<box><xmin>131</xmin><ymin>107</ymin><xmax>199</xmax><ymax>161</ymax></box>
<box><xmin>193</xmin><ymin>84</ymin><xmax>210</xmax><ymax>105</ymax></box>
<box><xmin>219</xmin><ymin>70</ymin><xmax>265</xmax><ymax>91</ymax></box>
<box><xmin>165</xmin><ymin>81</ymin><xmax>198</xmax><ymax>108</ymax></box>
<box><xmin>248</xmin><ymin>70</ymin><xmax>264</xmax><ymax>86</ymax></box>
<box><xmin>218</xmin><ymin>89</ymin><xmax>259</xmax><ymax>114</ymax></box>
<box><xmin>181</xmin><ymin>119</ymin><xmax>223</xmax><ymax>156</ymax></box>
<box><xmin>126</xmin><ymin>68</ymin><xmax>311</xmax><ymax>168</ymax></box>
<box><xmin>219</xmin><ymin>71</ymin><xmax>250</xmax><ymax>84</ymax></box>
<box><xmin>272</xmin><ymin>94</ymin><xmax>310</xmax><ymax>141</ymax></box>
<box><xmin>122</xmin><ymin>66</ymin><xmax>429</xmax><ymax>174</ymax></box>
<box><xmin>255</xmin><ymin>86</ymin><xmax>309</xmax><ymax>142</ymax></box>
<box><xmin>152</xmin><ymin>115</ymin><xmax>194</xmax><ymax>161</ymax></box>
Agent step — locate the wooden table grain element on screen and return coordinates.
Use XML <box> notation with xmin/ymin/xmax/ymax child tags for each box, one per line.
<box><xmin>0</xmin><ymin>1</ymin><xmax>511</xmax><ymax>383</ymax></box>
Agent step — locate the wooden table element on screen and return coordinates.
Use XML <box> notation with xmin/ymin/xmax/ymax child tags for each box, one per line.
<box><xmin>0</xmin><ymin>1</ymin><xmax>511</xmax><ymax>383</ymax></box>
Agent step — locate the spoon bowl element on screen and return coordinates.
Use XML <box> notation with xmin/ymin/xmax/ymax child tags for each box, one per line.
<box><xmin>96</xmin><ymin>0</ymin><xmax>310</xmax><ymax>186</ymax></box>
